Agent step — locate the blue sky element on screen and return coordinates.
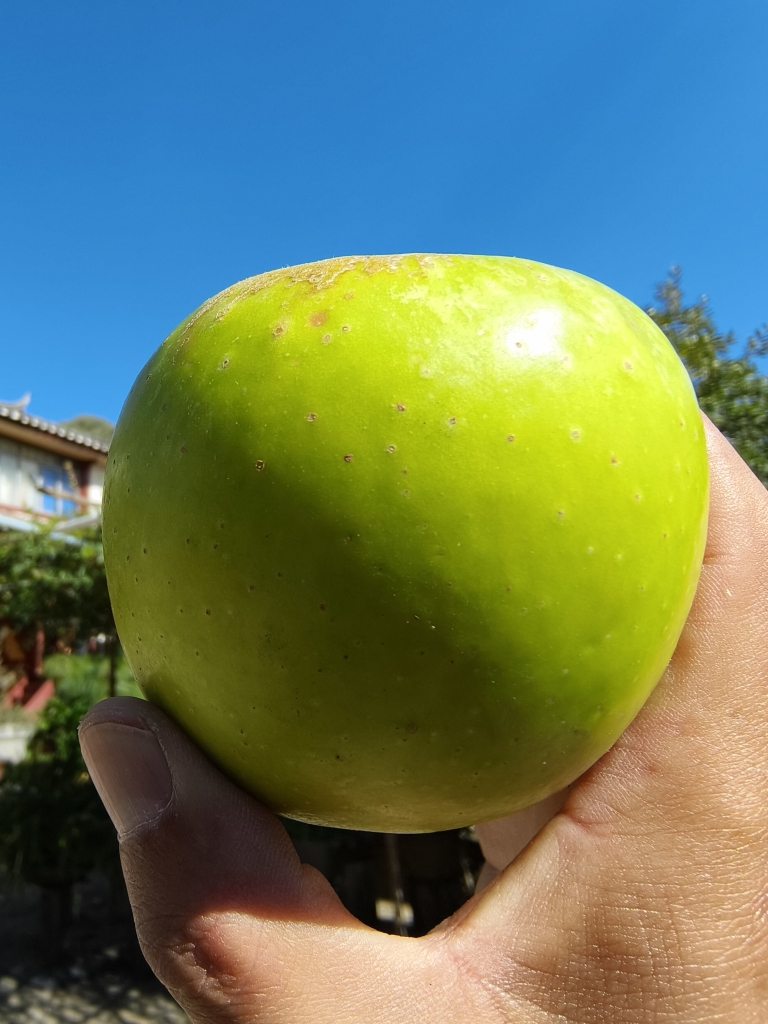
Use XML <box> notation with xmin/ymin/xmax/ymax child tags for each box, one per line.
<box><xmin>1</xmin><ymin>0</ymin><xmax>766</xmax><ymax>424</ymax></box>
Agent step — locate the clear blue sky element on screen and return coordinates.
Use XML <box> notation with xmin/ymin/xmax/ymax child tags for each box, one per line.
<box><xmin>2</xmin><ymin>0</ymin><xmax>766</xmax><ymax>424</ymax></box>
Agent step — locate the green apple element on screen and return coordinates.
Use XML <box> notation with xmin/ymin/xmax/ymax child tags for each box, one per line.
<box><xmin>103</xmin><ymin>254</ymin><xmax>708</xmax><ymax>832</ymax></box>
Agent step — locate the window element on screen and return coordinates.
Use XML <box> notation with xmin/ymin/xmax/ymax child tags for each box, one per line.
<box><xmin>40</xmin><ymin>464</ymin><xmax>77</xmax><ymax>516</ymax></box>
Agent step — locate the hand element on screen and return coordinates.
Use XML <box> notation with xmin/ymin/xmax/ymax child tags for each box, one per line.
<box><xmin>80</xmin><ymin>418</ymin><xmax>768</xmax><ymax>1023</ymax></box>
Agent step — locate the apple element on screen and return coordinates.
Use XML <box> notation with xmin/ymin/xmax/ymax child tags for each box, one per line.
<box><xmin>103</xmin><ymin>254</ymin><xmax>708</xmax><ymax>832</ymax></box>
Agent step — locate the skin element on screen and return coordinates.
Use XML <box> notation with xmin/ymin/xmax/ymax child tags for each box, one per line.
<box><xmin>103</xmin><ymin>254</ymin><xmax>708</xmax><ymax>831</ymax></box>
<box><xmin>80</xmin><ymin>417</ymin><xmax>768</xmax><ymax>1022</ymax></box>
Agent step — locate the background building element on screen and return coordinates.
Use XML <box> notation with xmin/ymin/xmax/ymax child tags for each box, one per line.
<box><xmin>0</xmin><ymin>397</ymin><xmax>113</xmax><ymax>716</ymax></box>
<box><xmin>0</xmin><ymin>396</ymin><xmax>110</xmax><ymax>532</ymax></box>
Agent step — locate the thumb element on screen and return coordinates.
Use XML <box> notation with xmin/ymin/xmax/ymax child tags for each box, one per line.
<box><xmin>78</xmin><ymin>697</ymin><xmax>355</xmax><ymax>1019</ymax></box>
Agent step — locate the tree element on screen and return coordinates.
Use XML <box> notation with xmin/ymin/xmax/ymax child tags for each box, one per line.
<box><xmin>0</xmin><ymin>694</ymin><xmax>120</xmax><ymax>957</ymax></box>
<box><xmin>0</xmin><ymin>525</ymin><xmax>120</xmax><ymax>696</ymax></box>
<box><xmin>0</xmin><ymin>528</ymin><xmax>131</xmax><ymax>958</ymax></box>
<box><xmin>0</xmin><ymin>526</ymin><xmax>113</xmax><ymax>640</ymax></box>
<box><xmin>647</xmin><ymin>269</ymin><xmax>768</xmax><ymax>486</ymax></box>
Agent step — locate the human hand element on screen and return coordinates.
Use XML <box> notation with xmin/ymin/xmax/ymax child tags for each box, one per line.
<box><xmin>80</xmin><ymin>417</ymin><xmax>768</xmax><ymax>1022</ymax></box>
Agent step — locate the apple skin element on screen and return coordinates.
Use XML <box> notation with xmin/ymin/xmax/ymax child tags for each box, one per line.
<box><xmin>103</xmin><ymin>254</ymin><xmax>708</xmax><ymax>833</ymax></box>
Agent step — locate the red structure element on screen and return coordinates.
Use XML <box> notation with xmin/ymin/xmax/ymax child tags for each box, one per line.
<box><xmin>1</xmin><ymin>622</ymin><xmax>55</xmax><ymax>711</ymax></box>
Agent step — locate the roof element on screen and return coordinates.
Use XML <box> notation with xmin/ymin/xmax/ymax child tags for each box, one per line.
<box><xmin>0</xmin><ymin>511</ymin><xmax>81</xmax><ymax>544</ymax></box>
<box><xmin>0</xmin><ymin>404</ymin><xmax>109</xmax><ymax>464</ymax></box>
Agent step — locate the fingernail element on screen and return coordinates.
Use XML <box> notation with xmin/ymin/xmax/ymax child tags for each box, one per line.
<box><xmin>80</xmin><ymin>722</ymin><xmax>173</xmax><ymax>837</ymax></box>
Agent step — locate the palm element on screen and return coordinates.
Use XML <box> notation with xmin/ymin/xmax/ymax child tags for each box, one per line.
<box><xmin>81</xmin><ymin>420</ymin><xmax>768</xmax><ymax>1023</ymax></box>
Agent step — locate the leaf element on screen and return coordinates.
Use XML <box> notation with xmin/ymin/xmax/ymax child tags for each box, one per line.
<box><xmin>647</xmin><ymin>269</ymin><xmax>768</xmax><ymax>486</ymax></box>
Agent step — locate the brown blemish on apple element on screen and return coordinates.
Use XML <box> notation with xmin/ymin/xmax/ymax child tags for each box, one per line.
<box><xmin>254</xmin><ymin>460</ymin><xmax>266</xmax><ymax>471</ymax></box>
<box><xmin>176</xmin><ymin>256</ymin><xmax>452</xmax><ymax>346</ymax></box>
<box><xmin>308</xmin><ymin>311</ymin><xmax>328</xmax><ymax>327</ymax></box>
<box><xmin>306</xmin><ymin>412</ymin><xmax>317</xmax><ymax>421</ymax></box>
<box><xmin>386</xmin><ymin>444</ymin><xmax>396</xmax><ymax>453</ymax></box>
<box><xmin>272</xmin><ymin>324</ymin><xmax>285</xmax><ymax>337</ymax></box>
<box><xmin>396</xmin><ymin>403</ymin><xmax>407</xmax><ymax>412</ymax></box>
<box><xmin>343</xmin><ymin>453</ymin><xmax>354</xmax><ymax>462</ymax></box>
<box><xmin>507</xmin><ymin>434</ymin><xmax>515</xmax><ymax>442</ymax></box>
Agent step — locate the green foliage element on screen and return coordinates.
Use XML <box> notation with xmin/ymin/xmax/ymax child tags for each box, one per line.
<box><xmin>0</xmin><ymin>695</ymin><xmax>118</xmax><ymax>888</ymax></box>
<box><xmin>0</xmin><ymin>525</ymin><xmax>134</xmax><ymax>892</ymax></box>
<box><xmin>0</xmin><ymin>526</ymin><xmax>114</xmax><ymax>641</ymax></box>
<box><xmin>44</xmin><ymin>651</ymin><xmax>142</xmax><ymax>706</ymax></box>
<box><xmin>648</xmin><ymin>269</ymin><xmax>768</xmax><ymax>485</ymax></box>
